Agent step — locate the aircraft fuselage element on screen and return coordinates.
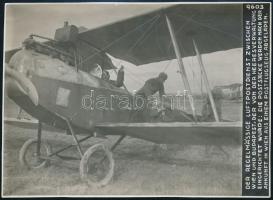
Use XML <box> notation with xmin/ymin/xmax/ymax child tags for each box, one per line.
<box><xmin>5</xmin><ymin>49</ymin><xmax>135</xmax><ymax>132</ymax></box>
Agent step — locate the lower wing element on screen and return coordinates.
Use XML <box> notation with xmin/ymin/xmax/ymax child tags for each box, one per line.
<box><xmin>95</xmin><ymin>121</ymin><xmax>242</xmax><ymax>146</ymax></box>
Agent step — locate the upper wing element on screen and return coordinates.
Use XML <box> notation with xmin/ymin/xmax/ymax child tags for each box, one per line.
<box><xmin>95</xmin><ymin>121</ymin><xmax>241</xmax><ymax>146</ymax></box>
<box><xmin>78</xmin><ymin>4</ymin><xmax>242</xmax><ymax>65</ymax></box>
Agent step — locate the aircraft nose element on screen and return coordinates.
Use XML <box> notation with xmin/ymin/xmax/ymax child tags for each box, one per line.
<box><xmin>5</xmin><ymin>63</ymin><xmax>39</xmax><ymax>106</ymax></box>
<box><xmin>8</xmin><ymin>49</ymin><xmax>35</xmax><ymax>76</ymax></box>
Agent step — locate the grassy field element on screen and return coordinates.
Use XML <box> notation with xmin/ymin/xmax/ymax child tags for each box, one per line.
<box><xmin>2</xmin><ymin>97</ymin><xmax>242</xmax><ymax>196</ymax></box>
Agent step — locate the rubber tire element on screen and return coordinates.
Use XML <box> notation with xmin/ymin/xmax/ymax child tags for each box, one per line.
<box><xmin>80</xmin><ymin>143</ymin><xmax>114</xmax><ymax>187</ymax></box>
<box><xmin>19</xmin><ymin>138</ymin><xmax>51</xmax><ymax>169</ymax></box>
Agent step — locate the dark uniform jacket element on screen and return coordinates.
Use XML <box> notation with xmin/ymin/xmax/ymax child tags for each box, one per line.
<box><xmin>136</xmin><ymin>77</ymin><xmax>165</xmax><ymax>98</ymax></box>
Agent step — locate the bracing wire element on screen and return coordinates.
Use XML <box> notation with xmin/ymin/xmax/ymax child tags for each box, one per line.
<box><xmin>174</xmin><ymin>13</ymin><xmax>241</xmax><ymax>40</ymax></box>
<box><xmin>79</xmin><ymin>14</ymin><xmax>160</xmax><ymax>66</ymax></box>
<box><xmin>112</xmin><ymin>15</ymin><xmax>161</xmax><ymax>88</ymax></box>
<box><xmin>166</xmin><ymin>14</ymin><xmax>197</xmax><ymax>52</ymax></box>
<box><xmin>114</xmin><ymin>14</ymin><xmax>160</xmax><ymax>69</ymax></box>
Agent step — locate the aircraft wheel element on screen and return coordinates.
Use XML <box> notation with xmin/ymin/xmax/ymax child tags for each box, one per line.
<box><xmin>80</xmin><ymin>143</ymin><xmax>114</xmax><ymax>187</ymax></box>
<box><xmin>19</xmin><ymin>138</ymin><xmax>52</xmax><ymax>169</ymax></box>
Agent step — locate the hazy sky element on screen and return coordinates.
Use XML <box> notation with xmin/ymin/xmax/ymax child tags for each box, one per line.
<box><xmin>5</xmin><ymin>3</ymin><xmax>243</xmax><ymax>94</ymax></box>
<box><xmin>5</xmin><ymin>3</ymin><xmax>167</xmax><ymax>50</ymax></box>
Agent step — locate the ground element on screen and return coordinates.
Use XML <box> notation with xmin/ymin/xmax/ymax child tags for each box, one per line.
<box><xmin>3</xmin><ymin>125</ymin><xmax>241</xmax><ymax>196</ymax></box>
<box><xmin>2</xmin><ymin>98</ymin><xmax>242</xmax><ymax>196</ymax></box>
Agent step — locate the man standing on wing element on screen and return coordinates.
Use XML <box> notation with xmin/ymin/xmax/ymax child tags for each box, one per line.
<box><xmin>136</xmin><ymin>72</ymin><xmax>168</xmax><ymax>99</ymax></box>
<box><xmin>133</xmin><ymin>72</ymin><xmax>168</xmax><ymax>121</ymax></box>
<box><xmin>136</xmin><ymin>72</ymin><xmax>169</xmax><ymax>154</ymax></box>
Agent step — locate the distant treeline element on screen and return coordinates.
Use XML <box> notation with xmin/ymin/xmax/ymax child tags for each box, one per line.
<box><xmin>166</xmin><ymin>83</ymin><xmax>243</xmax><ymax>101</ymax></box>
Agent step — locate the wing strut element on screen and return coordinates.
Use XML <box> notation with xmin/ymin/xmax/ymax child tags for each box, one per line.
<box><xmin>165</xmin><ymin>16</ymin><xmax>197</xmax><ymax>122</ymax></box>
<box><xmin>192</xmin><ymin>39</ymin><xmax>220</xmax><ymax>122</ymax></box>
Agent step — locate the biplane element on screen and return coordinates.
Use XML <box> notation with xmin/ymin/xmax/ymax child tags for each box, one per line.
<box><xmin>4</xmin><ymin>4</ymin><xmax>242</xmax><ymax>187</ymax></box>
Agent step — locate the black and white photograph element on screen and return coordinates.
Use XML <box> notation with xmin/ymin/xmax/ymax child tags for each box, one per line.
<box><xmin>1</xmin><ymin>2</ymin><xmax>271</xmax><ymax>197</ymax></box>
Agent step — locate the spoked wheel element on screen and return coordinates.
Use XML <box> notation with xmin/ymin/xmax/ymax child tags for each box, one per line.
<box><xmin>19</xmin><ymin>138</ymin><xmax>52</xmax><ymax>169</ymax></box>
<box><xmin>80</xmin><ymin>143</ymin><xmax>114</xmax><ymax>187</ymax></box>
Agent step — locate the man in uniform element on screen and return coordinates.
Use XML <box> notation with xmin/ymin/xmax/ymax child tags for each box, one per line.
<box><xmin>136</xmin><ymin>72</ymin><xmax>168</xmax><ymax>99</ymax></box>
<box><xmin>135</xmin><ymin>72</ymin><xmax>169</xmax><ymax>153</ymax></box>
<box><xmin>131</xmin><ymin>72</ymin><xmax>168</xmax><ymax>122</ymax></box>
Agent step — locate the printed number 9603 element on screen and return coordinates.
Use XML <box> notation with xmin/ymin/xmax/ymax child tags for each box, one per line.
<box><xmin>246</xmin><ymin>4</ymin><xmax>264</xmax><ymax>10</ymax></box>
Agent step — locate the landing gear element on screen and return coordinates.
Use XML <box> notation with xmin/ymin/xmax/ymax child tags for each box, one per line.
<box><xmin>19</xmin><ymin>138</ymin><xmax>51</xmax><ymax>169</ymax></box>
<box><xmin>19</xmin><ymin>121</ymin><xmax>51</xmax><ymax>169</ymax></box>
<box><xmin>18</xmin><ymin>119</ymin><xmax>125</xmax><ymax>187</ymax></box>
<box><xmin>80</xmin><ymin>143</ymin><xmax>114</xmax><ymax>187</ymax></box>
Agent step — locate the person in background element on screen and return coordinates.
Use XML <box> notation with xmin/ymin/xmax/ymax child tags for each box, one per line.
<box><xmin>101</xmin><ymin>70</ymin><xmax>110</xmax><ymax>80</ymax></box>
<box><xmin>101</xmin><ymin>65</ymin><xmax>124</xmax><ymax>88</ymax></box>
<box><xmin>89</xmin><ymin>64</ymin><xmax>103</xmax><ymax>78</ymax></box>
